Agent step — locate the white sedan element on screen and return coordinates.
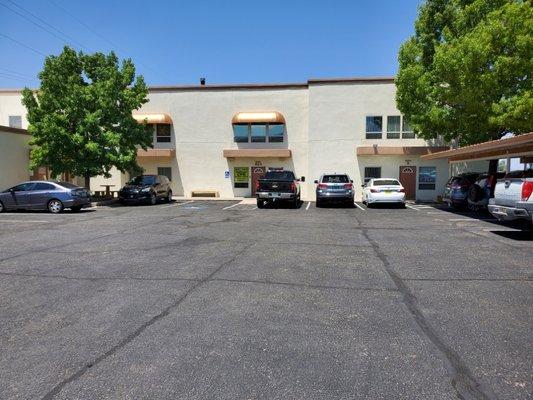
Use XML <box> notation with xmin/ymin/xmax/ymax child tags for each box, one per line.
<box><xmin>362</xmin><ymin>178</ymin><xmax>406</xmax><ymax>207</ymax></box>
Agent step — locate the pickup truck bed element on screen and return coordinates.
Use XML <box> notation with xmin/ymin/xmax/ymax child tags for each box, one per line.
<box><xmin>256</xmin><ymin>170</ymin><xmax>301</xmax><ymax>208</ymax></box>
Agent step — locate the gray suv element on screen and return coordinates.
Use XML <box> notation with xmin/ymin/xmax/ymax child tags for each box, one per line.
<box><xmin>0</xmin><ymin>181</ymin><xmax>91</xmax><ymax>213</ymax></box>
<box><xmin>314</xmin><ymin>173</ymin><xmax>354</xmax><ymax>207</ymax></box>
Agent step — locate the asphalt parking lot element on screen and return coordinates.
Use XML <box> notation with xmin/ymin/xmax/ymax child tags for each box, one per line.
<box><xmin>0</xmin><ymin>200</ymin><xmax>531</xmax><ymax>400</ymax></box>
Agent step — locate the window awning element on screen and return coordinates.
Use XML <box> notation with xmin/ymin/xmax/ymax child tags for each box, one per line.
<box><xmin>223</xmin><ymin>149</ymin><xmax>291</xmax><ymax>158</ymax></box>
<box><xmin>133</xmin><ymin>113</ymin><xmax>172</xmax><ymax>124</ymax></box>
<box><xmin>231</xmin><ymin>112</ymin><xmax>285</xmax><ymax>124</ymax></box>
<box><xmin>137</xmin><ymin>149</ymin><xmax>175</xmax><ymax>158</ymax></box>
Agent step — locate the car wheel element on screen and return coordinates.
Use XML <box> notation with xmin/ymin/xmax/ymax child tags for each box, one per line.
<box><xmin>149</xmin><ymin>192</ymin><xmax>157</xmax><ymax>205</ymax></box>
<box><xmin>167</xmin><ymin>190</ymin><xmax>173</xmax><ymax>203</ymax></box>
<box><xmin>316</xmin><ymin>199</ymin><xmax>322</xmax><ymax>208</ymax></box>
<box><xmin>257</xmin><ymin>199</ymin><xmax>264</xmax><ymax>208</ymax></box>
<box><xmin>293</xmin><ymin>196</ymin><xmax>299</xmax><ymax>209</ymax></box>
<box><xmin>71</xmin><ymin>206</ymin><xmax>82</xmax><ymax>212</ymax></box>
<box><xmin>0</xmin><ymin>201</ymin><xmax>4</xmax><ymax>213</ymax></box>
<box><xmin>47</xmin><ymin>199</ymin><xmax>64</xmax><ymax>214</ymax></box>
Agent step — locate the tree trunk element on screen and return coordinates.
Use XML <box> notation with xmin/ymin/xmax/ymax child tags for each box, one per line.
<box><xmin>84</xmin><ymin>174</ymin><xmax>91</xmax><ymax>190</ymax></box>
<box><xmin>488</xmin><ymin>159</ymin><xmax>499</xmax><ymax>173</ymax></box>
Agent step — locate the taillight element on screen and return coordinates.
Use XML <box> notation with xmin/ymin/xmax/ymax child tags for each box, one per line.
<box><xmin>290</xmin><ymin>182</ymin><xmax>296</xmax><ymax>191</ymax></box>
<box><xmin>255</xmin><ymin>180</ymin><xmax>260</xmax><ymax>191</ymax></box>
<box><xmin>317</xmin><ymin>183</ymin><xmax>328</xmax><ymax>190</ymax></box>
<box><xmin>522</xmin><ymin>181</ymin><xmax>533</xmax><ymax>201</ymax></box>
<box><xmin>370</xmin><ymin>188</ymin><xmax>380</xmax><ymax>193</ymax></box>
<box><xmin>398</xmin><ymin>188</ymin><xmax>405</xmax><ymax>192</ymax></box>
<box><xmin>344</xmin><ymin>183</ymin><xmax>353</xmax><ymax>189</ymax></box>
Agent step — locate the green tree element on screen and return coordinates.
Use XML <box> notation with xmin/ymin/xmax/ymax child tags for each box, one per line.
<box><xmin>396</xmin><ymin>0</ymin><xmax>533</xmax><ymax>146</ymax></box>
<box><xmin>22</xmin><ymin>46</ymin><xmax>152</xmax><ymax>189</ymax></box>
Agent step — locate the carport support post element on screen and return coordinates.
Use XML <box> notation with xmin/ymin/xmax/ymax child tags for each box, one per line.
<box><xmin>506</xmin><ymin>157</ymin><xmax>511</xmax><ymax>173</ymax></box>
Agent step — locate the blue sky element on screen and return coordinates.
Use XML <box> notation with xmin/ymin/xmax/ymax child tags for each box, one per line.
<box><xmin>0</xmin><ymin>0</ymin><xmax>423</xmax><ymax>88</ymax></box>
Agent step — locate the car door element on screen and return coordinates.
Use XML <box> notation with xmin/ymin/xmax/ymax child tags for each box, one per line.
<box><xmin>155</xmin><ymin>176</ymin><xmax>164</xmax><ymax>197</ymax></box>
<box><xmin>29</xmin><ymin>182</ymin><xmax>56</xmax><ymax>209</ymax></box>
<box><xmin>6</xmin><ymin>182</ymin><xmax>36</xmax><ymax>209</ymax></box>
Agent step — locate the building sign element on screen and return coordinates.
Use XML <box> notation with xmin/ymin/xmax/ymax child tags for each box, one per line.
<box><xmin>234</xmin><ymin>167</ymin><xmax>249</xmax><ymax>184</ymax></box>
<box><xmin>224</xmin><ymin>170</ymin><xmax>230</xmax><ymax>179</ymax></box>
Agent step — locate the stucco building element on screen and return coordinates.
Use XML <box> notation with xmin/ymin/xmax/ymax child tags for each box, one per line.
<box><xmin>0</xmin><ymin>77</ymin><xmax>450</xmax><ymax>201</ymax></box>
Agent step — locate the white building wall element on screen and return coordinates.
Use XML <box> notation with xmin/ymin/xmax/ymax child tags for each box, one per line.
<box><xmin>0</xmin><ymin>92</ymin><xmax>28</xmax><ymax>128</ymax></box>
<box><xmin>0</xmin><ymin>129</ymin><xmax>31</xmax><ymax>190</ymax></box>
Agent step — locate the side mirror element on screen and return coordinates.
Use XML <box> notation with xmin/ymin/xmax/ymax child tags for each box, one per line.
<box><xmin>350</xmin><ymin>180</ymin><xmax>354</xmax><ymax>183</ymax></box>
<box><xmin>300</xmin><ymin>176</ymin><xmax>306</xmax><ymax>182</ymax></box>
<box><xmin>313</xmin><ymin>180</ymin><xmax>318</xmax><ymax>184</ymax></box>
<box><xmin>361</xmin><ymin>184</ymin><xmax>365</xmax><ymax>188</ymax></box>
<box><xmin>9</xmin><ymin>188</ymin><xmax>15</xmax><ymax>193</ymax></box>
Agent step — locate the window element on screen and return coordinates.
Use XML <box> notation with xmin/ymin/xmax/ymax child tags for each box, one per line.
<box><xmin>374</xmin><ymin>179</ymin><xmax>401</xmax><ymax>186</ymax></box>
<box><xmin>366</xmin><ymin>116</ymin><xmax>382</xmax><ymax>139</ymax></box>
<box><xmin>322</xmin><ymin>175</ymin><xmax>349</xmax><ymax>183</ymax></box>
<box><xmin>233</xmin><ymin>125</ymin><xmax>249</xmax><ymax>142</ymax></box>
<box><xmin>268</xmin><ymin>124</ymin><xmax>284</xmax><ymax>142</ymax></box>
<box><xmin>387</xmin><ymin>116</ymin><xmax>401</xmax><ymax>139</ymax></box>
<box><xmin>250</xmin><ymin>124</ymin><xmax>267</xmax><ymax>143</ymax></box>
<box><xmin>156</xmin><ymin>124</ymin><xmax>171</xmax><ymax>143</ymax></box>
<box><xmin>233</xmin><ymin>167</ymin><xmax>249</xmax><ymax>188</ymax></box>
<box><xmin>364</xmin><ymin>167</ymin><xmax>381</xmax><ymax>179</ymax></box>
<box><xmin>9</xmin><ymin>115</ymin><xmax>22</xmax><ymax>128</ymax></box>
<box><xmin>33</xmin><ymin>182</ymin><xmax>55</xmax><ymax>191</ymax></box>
<box><xmin>402</xmin><ymin>117</ymin><xmax>415</xmax><ymax>138</ymax></box>
<box><xmin>418</xmin><ymin>167</ymin><xmax>436</xmax><ymax>190</ymax></box>
<box><xmin>9</xmin><ymin>182</ymin><xmax>35</xmax><ymax>192</ymax></box>
<box><xmin>157</xmin><ymin>167</ymin><xmax>172</xmax><ymax>182</ymax></box>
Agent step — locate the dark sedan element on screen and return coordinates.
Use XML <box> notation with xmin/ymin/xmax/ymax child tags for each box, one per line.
<box><xmin>118</xmin><ymin>175</ymin><xmax>172</xmax><ymax>205</ymax></box>
<box><xmin>0</xmin><ymin>181</ymin><xmax>91</xmax><ymax>213</ymax></box>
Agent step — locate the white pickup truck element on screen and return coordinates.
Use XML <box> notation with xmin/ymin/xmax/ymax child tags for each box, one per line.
<box><xmin>488</xmin><ymin>169</ymin><xmax>533</xmax><ymax>224</ymax></box>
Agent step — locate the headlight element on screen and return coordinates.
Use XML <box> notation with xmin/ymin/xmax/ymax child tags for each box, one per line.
<box><xmin>141</xmin><ymin>187</ymin><xmax>151</xmax><ymax>192</ymax></box>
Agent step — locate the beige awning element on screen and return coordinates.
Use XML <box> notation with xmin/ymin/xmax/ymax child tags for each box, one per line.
<box><xmin>223</xmin><ymin>149</ymin><xmax>291</xmax><ymax>158</ymax></box>
<box><xmin>137</xmin><ymin>149</ymin><xmax>175</xmax><ymax>158</ymax></box>
<box><xmin>356</xmin><ymin>146</ymin><xmax>449</xmax><ymax>156</ymax></box>
<box><xmin>231</xmin><ymin>112</ymin><xmax>285</xmax><ymax>124</ymax></box>
<box><xmin>133</xmin><ymin>113</ymin><xmax>172</xmax><ymax>124</ymax></box>
<box><xmin>420</xmin><ymin>132</ymin><xmax>533</xmax><ymax>162</ymax></box>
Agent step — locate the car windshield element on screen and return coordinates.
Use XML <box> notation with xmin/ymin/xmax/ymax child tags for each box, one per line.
<box><xmin>129</xmin><ymin>176</ymin><xmax>156</xmax><ymax>185</ymax></box>
<box><xmin>56</xmin><ymin>182</ymin><xmax>79</xmax><ymax>189</ymax></box>
<box><xmin>323</xmin><ymin>175</ymin><xmax>349</xmax><ymax>183</ymax></box>
<box><xmin>264</xmin><ymin>171</ymin><xmax>295</xmax><ymax>180</ymax></box>
<box><xmin>373</xmin><ymin>179</ymin><xmax>400</xmax><ymax>186</ymax></box>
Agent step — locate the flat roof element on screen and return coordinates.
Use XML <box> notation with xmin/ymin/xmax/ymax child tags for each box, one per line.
<box><xmin>0</xmin><ymin>124</ymin><xmax>29</xmax><ymax>135</ymax></box>
<box><xmin>421</xmin><ymin>132</ymin><xmax>533</xmax><ymax>162</ymax></box>
<box><xmin>0</xmin><ymin>76</ymin><xmax>395</xmax><ymax>93</ymax></box>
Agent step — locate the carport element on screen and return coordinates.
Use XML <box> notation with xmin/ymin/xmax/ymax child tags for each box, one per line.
<box><xmin>420</xmin><ymin>132</ymin><xmax>533</xmax><ymax>171</ymax></box>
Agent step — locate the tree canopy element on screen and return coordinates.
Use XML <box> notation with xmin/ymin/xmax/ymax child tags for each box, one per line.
<box><xmin>22</xmin><ymin>46</ymin><xmax>152</xmax><ymax>188</ymax></box>
<box><xmin>396</xmin><ymin>0</ymin><xmax>532</xmax><ymax>146</ymax></box>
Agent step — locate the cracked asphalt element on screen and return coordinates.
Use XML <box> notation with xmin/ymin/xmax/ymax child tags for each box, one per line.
<box><xmin>0</xmin><ymin>200</ymin><xmax>531</xmax><ymax>400</ymax></box>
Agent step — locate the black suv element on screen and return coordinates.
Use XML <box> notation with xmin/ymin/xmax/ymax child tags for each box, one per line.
<box><xmin>118</xmin><ymin>175</ymin><xmax>172</xmax><ymax>205</ymax></box>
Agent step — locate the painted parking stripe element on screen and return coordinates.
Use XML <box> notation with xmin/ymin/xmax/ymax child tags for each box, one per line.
<box><xmin>222</xmin><ymin>202</ymin><xmax>241</xmax><ymax>210</ymax></box>
<box><xmin>448</xmin><ymin>217</ymin><xmax>497</xmax><ymax>222</ymax></box>
<box><xmin>354</xmin><ymin>202</ymin><xmax>365</xmax><ymax>211</ymax></box>
<box><xmin>306</xmin><ymin>202</ymin><xmax>311</xmax><ymax>210</ymax></box>
<box><xmin>405</xmin><ymin>204</ymin><xmax>420</xmax><ymax>211</ymax></box>
<box><xmin>0</xmin><ymin>219</ymin><xmax>51</xmax><ymax>223</ymax></box>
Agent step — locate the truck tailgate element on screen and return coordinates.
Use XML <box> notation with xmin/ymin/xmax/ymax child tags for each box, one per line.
<box><xmin>259</xmin><ymin>180</ymin><xmax>293</xmax><ymax>192</ymax></box>
<box><xmin>493</xmin><ymin>178</ymin><xmax>523</xmax><ymax>207</ymax></box>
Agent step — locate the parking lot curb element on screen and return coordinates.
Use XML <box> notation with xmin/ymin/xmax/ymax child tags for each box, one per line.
<box><xmin>91</xmin><ymin>198</ymin><xmax>119</xmax><ymax>207</ymax></box>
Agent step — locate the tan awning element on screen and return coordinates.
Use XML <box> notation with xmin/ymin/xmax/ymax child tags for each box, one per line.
<box><xmin>231</xmin><ymin>112</ymin><xmax>285</xmax><ymax>124</ymax></box>
<box><xmin>133</xmin><ymin>113</ymin><xmax>172</xmax><ymax>124</ymax></box>
<box><xmin>137</xmin><ymin>149</ymin><xmax>175</xmax><ymax>158</ymax></box>
<box><xmin>223</xmin><ymin>149</ymin><xmax>291</xmax><ymax>158</ymax></box>
<box><xmin>420</xmin><ymin>132</ymin><xmax>533</xmax><ymax>162</ymax></box>
<box><xmin>356</xmin><ymin>146</ymin><xmax>449</xmax><ymax>156</ymax></box>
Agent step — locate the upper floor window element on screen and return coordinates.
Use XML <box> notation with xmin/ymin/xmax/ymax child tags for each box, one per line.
<box><xmin>9</xmin><ymin>115</ymin><xmax>22</xmax><ymax>128</ymax></box>
<box><xmin>233</xmin><ymin>123</ymin><xmax>285</xmax><ymax>143</ymax></box>
<box><xmin>402</xmin><ymin>117</ymin><xmax>415</xmax><ymax>138</ymax></box>
<box><xmin>387</xmin><ymin>116</ymin><xmax>401</xmax><ymax>139</ymax></box>
<box><xmin>156</xmin><ymin>124</ymin><xmax>171</xmax><ymax>142</ymax></box>
<box><xmin>365</xmin><ymin>116</ymin><xmax>382</xmax><ymax>139</ymax></box>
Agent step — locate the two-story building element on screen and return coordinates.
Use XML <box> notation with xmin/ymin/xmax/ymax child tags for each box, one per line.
<box><xmin>0</xmin><ymin>77</ymin><xmax>450</xmax><ymax>201</ymax></box>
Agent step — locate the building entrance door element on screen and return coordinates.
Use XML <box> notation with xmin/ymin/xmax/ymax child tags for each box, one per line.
<box><xmin>399</xmin><ymin>165</ymin><xmax>417</xmax><ymax>200</ymax></box>
<box><xmin>251</xmin><ymin>166</ymin><xmax>266</xmax><ymax>196</ymax></box>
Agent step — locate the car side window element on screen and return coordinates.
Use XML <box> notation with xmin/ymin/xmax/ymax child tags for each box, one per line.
<box><xmin>33</xmin><ymin>183</ymin><xmax>55</xmax><ymax>191</ymax></box>
<box><xmin>11</xmin><ymin>183</ymin><xmax>35</xmax><ymax>192</ymax></box>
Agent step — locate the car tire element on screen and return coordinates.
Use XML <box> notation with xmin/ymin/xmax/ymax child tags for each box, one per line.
<box><xmin>316</xmin><ymin>199</ymin><xmax>322</xmax><ymax>208</ymax></box>
<box><xmin>257</xmin><ymin>199</ymin><xmax>264</xmax><ymax>208</ymax></box>
<box><xmin>47</xmin><ymin>199</ymin><xmax>64</xmax><ymax>214</ymax></box>
<box><xmin>149</xmin><ymin>192</ymin><xmax>157</xmax><ymax>205</ymax></box>
<box><xmin>293</xmin><ymin>196</ymin><xmax>299</xmax><ymax>209</ymax></box>
<box><xmin>0</xmin><ymin>201</ymin><xmax>4</xmax><ymax>213</ymax></box>
<box><xmin>71</xmin><ymin>206</ymin><xmax>82</xmax><ymax>212</ymax></box>
<box><xmin>166</xmin><ymin>190</ymin><xmax>173</xmax><ymax>203</ymax></box>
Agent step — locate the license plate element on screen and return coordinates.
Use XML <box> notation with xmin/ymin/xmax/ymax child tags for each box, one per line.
<box><xmin>269</xmin><ymin>192</ymin><xmax>281</xmax><ymax>198</ymax></box>
<box><xmin>384</xmin><ymin>190</ymin><xmax>392</xmax><ymax>193</ymax></box>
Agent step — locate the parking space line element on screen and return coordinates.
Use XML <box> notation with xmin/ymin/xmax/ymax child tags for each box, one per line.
<box><xmin>405</xmin><ymin>204</ymin><xmax>420</xmax><ymax>211</ymax></box>
<box><xmin>222</xmin><ymin>202</ymin><xmax>241</xmax><ymax>210</ymax></box>
<box><xmin>0</xmin><ymin>219</ymin><xmax>51</xmax><ymax>223</ymax></box>
<box><xmin>354</xmin><ymin>202</ymin><xmax>365</xmax><ymax>211</ymax></box>
<box><xmin>306</xmin><ymin>202</ymin><xmax>311</xmax><ymax>210</ymax></box>
<box><xmin>449</xmin><ymin>218</ymin><xmax>497</xmax><ymax>222</ymax></box>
